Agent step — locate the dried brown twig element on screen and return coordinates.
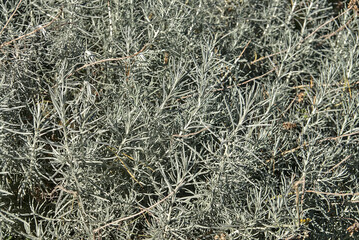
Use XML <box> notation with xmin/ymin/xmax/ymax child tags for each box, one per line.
<box><xmin>173</xmin><ymin>126</ymin><xmax>210</xmax><ymax>138</ymax></box>
<box><xmin>0</xmin><ymin>6</ymin><xmax>63</xmax><ymax>50</ymax></box>
<box><xmin>305</xmin><ymin>190</ymin><xmax>359</xmax><ymax>197</ymax></box>
<box><xmin>65</xmin><ymin>43</ymin><xmax>150</xmax><ymax>79</ymax></box>
<box><xmin>319</xmin><ymin>130</ymin><xmax>359</xmax><ymax>142</ymax></box>
<box><xmin>49</xmin><ymin>185</ymin><xmax>78</xmax><ymax>198</ymax></box>
<box><xmin>75</xmin><ymin>44</ymin><xmax>149</xmax><ymax>72</ymax></box>
<box><xmin>325</xmin><ymin>154</ymin><xmax>353</xmax><ymax>174</ymax></box>
<box><xmin>0</xmin><ymin>0</ymin><xmax>23</xmax><ymax>37</ymax></box>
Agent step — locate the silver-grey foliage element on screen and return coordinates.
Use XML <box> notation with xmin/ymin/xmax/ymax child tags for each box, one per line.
<box><xmin>1</xmin><ymin>0</ymin><xmax>359</xmax><ymax>239</ymax></box>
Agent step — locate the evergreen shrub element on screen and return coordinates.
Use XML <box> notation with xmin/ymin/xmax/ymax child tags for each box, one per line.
<box><xmin>0</xmin><ymin>0</ymin><xmax>358</xmax><ymax>239</ymax></box>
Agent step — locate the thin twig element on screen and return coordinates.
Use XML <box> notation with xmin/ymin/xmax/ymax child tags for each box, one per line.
<box><xmin>106</xmin><ymin>145</ymin><xmax>143</xmax><ymax>187</ymax></box>
<box><xmin>294</xmin><ymin>180</ymin><xmax>304</xmax><ymax>226</ymax></box>
<box><xmin>73</xmin><ymin>44</ymin><xmax>149</xmax><ymax>73</ymax></box>
<box><xmin>250</xmin><ymin>7</ymin><xmax>353</xmax><ymax>65</ymax></box>
<box><xmin>237</xmin><ymin>40</ymin><xmax>251</xmax><ymax>62</ymax></box>
<box><xmin>319</xmin><ymin>130</ymin><xmax>359</xmax><ymax>142</ymax></box>
<box><xmin>173</xmin><ymin>126</ymin><xmax>210</xmax><ymax>138</ymax></box>
<box><xmin>306</xmin><ymin>190</ymin><xmax>359</xmax><ymax>197</ymax></box>
<box><xmin>0</xmin><ymin>7</ymin><xmax>63</xmax><ymax>49</ymax></box>
<box><xmin>236</xmin><ymin>68</ymin><xmax>276</xmax><ymax>87</ymax></box>
<box><xmin>178</xmin><ymin>67</ymin><xmax>276</xmax><ymax>102</ymax></box>
<box><xmin>49</xmin><ymin>185</ymin><xmax>78</xmax><ymax>198</ymax></box>
<box><xmin>325</xmin><ymin>154</ymin><xmax>352</xmax><ymax>174</ymax></box>
<box><xmin>265</xmin><ymin>130</ymin><xmax>357</xmax><ymax>165</ymax></box>
<box><xmin>215</xmin><ymin>67</ymin><xmax>276</xmax><ymax>92</ymax></box>
<box><xmin>320</xmin><ymin>16</ymin><xmax>354</xmax><ymax>42</ymax></box>
<box><xmin>0</xmin><ymin>0</ymin><xmax>23</xmax><ymax>37</ymax></box>
<box><xmin>93</xmin><ymin>180</ymin><xmax>184</xmax><ymax>238</ymax></box>
<box><xmin>280</xmin><ymin>97</ymin><xmax>296</xmax><ymax>117</ymax></box>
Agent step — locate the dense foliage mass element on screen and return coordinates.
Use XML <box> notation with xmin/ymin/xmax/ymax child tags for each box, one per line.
<box><xmin>1</xmin><ymin>0</ymin><xmax>358</xmax><ymax>239</ymax></box>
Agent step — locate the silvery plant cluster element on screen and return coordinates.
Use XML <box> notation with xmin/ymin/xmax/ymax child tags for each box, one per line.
<box><xmin>0</xmin><ymin>0</ymin><xmax>358</xmax><ymax>239</ymax></box>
